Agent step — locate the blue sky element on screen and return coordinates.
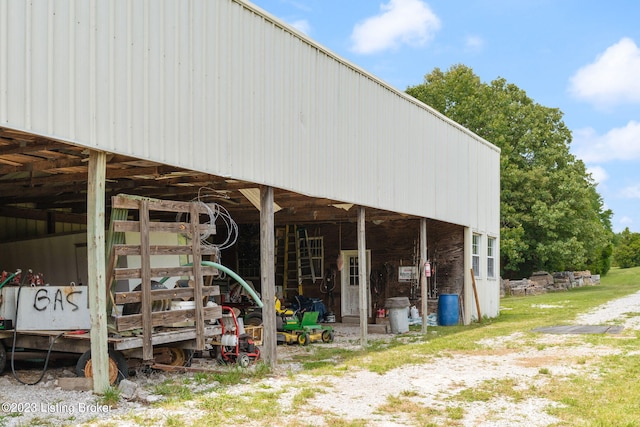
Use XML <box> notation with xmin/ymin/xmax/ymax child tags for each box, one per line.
<box><xmin>248</xmin><ymin>0</ymin><xmax>640</xmax><ymax>233</ymax></box>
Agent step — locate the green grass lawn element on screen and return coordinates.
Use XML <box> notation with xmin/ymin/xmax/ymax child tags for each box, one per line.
<box><xmin>68</xmin><ymin>266</ymin><xmax>640</xmax><ymax>427</ymax></box>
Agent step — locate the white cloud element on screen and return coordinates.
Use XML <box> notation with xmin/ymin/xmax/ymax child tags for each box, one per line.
<box><xmin>283</xmin><ymin>1</ymin><xmax>312</xmax><ymax>13</ymax></box>
<box><xmin>619</xmin><ymin>216</ymin><xmax>634</xmax><ymax>225</ymax></box>
<box><xmin>587</xmin><ymin>165</ymin><xmax>608</xmax><ymax>185</ymax></box>
<box><xmin>572</xmin><ymin>120</ymin><xmax>640</xmax><ymax>163</ymax></box>
<box><xmin>619</xmin><ymin>184</ymin><xmax>640</xmax><ymax>199</ymax></box>
<box><xmin>464</xmin><ymin>35</ymin><xmax>485</xmax><ymax>53</ymax></box>
<box><xmin>350</xmin><ymin>0</ymin><xmax>440</xmax><ymax>55</ymax></box>
<box><xmin>569</xmin><ymin>37</ymin><xmax>640</xmax><ymax>108</ymax></box>
<box><xmin>289</xmin><ymin>19</ymin><xmax>311</xmax><ymax>35</ymax></box>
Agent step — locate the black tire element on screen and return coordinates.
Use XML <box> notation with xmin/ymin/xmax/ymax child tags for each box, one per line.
<box><xmin>0</xmin><ymin>342</ymin><xmax>5</xmax><ymax>373</ymax></box>
<box><xmin>210</xmin><ymin>345</ymin><xmax>229</xmax><ymax>365</ymax></box>
<box><xmin>76</xmin><ymin>349</ymin><xmax>128</xmax><ymax>385</ymax></box>
<box><xmin>213</xmin><ymin>346</ymin><xmax>231</xmax><ymax>365</ymax></box>
<box><xmin>217</xmin><ymin>353</ymin><xmax>228</xmax><ymax>365</ymax></box>
<box><xmin>245</xmin><ymin>313</ymin><xmax>263</xmax><ymax>326</ymax></box>
<box><xmin>122</xmin><ymin>281</ymin><xmax>168</xmax><ymax>315</ymax></box>
<box><xmin>162</xmin><ymin>347</ymin><xmax>193</xmax><ymax>367</ymax></box>
<box><xmin>209</xmin><ymin>345</ymin><xmax>220</xmax><ymax>359</ymax></box>
<box><xmin>297</xmin><ymin>332</ymin><xmax>310</xmax><ymax>346</ymax></box>
<box><xmin>321</xmin><ymin>330</ymin><xmax>334</xmax><ymax>343</ymax></box>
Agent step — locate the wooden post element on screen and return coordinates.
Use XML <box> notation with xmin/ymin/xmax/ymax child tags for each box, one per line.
<box><xmin>357</xmin><ymin>206</ymin><xmax>368</xmax><ymax>347</ymax></box>
<box><xmin>470</xmin><ymin>268</ymin><xmax>482</xmax><ymax>323</ymax></box>
<box><xmin>140</xmin><ymin>200</ymin><xmax>153</xmax><ymax>361</ymax></box>
<box><xmin>190</xmin><ymin>202</ymin><xmax>205</xmax><ymax>350</ymax></box>
<box><xmin>87</xmin><ymin>150</ymin><xmax>109</xmax><ymax>393</ymax></box>
<box><xmin>260</xmin><ymin>186</ymin><xmax>277</xmax><ymax>366</ymax></box>
<box><xmin>420</xmin><ymin>218</ymin><xmax>428</xmax><ymax>334</ymax></box>
<box><xmin>463</xmin><ymin>227</ymin><xmax>472</xmax><ymax>325</ymax></box>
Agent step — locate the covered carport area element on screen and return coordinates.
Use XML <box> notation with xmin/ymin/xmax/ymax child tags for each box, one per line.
<box><xmin>0</xmin><ymin>127</ymin><xmax>444</xmax><ymax>391</ymax></box>
<box><xmin>0</xmin><ymin>0</ymin><xmax>499</xmax><ymax>393</ymax></box>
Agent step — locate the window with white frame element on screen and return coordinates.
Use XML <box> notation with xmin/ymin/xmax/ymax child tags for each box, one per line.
<box><xmin>472</xmin><ymin>234</ymin><xmax>481</xmax><ymax>277</ymax></box>
<box><xmin>487</xmin><ymin>237</ymin><xmax>496</xmax><ymax>278</ymax></box>
<box><xmin>308</xmin><ymin>236</ymin><xmax>324</xmax><ymax>280</ymax></box>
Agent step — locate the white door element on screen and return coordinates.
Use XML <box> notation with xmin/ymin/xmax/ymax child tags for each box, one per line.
<box><xmin>340</xmin><ymin>250</ymin><xmax>371</xmax><ymax>317</ymax></box>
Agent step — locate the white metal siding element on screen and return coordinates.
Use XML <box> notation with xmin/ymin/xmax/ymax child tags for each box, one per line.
<box><xmin>0</xmin><ymin>0</ymin><xmax>500</xmax><ymax>233</ymax></box>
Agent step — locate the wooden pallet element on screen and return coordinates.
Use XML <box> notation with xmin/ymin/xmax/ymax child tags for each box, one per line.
<box><xmin>107</xmin><ymin>195</ymin><xmax>223</xmax><ymax>361</ymax></box>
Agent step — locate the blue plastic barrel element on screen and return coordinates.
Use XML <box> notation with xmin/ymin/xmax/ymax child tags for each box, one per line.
<box><xmin>438</xmin><ymin>294</ymin><xmax>459</xmax><ymax>326</ymax></box>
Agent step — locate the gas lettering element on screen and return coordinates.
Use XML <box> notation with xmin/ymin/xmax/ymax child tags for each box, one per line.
<box><xmin>33</xmin><ymin>288</ymin><xmax>83</xmax><ymax>312</ymax></box>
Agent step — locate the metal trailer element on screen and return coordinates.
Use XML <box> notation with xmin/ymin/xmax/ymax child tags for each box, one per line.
<box><xmin>0</xmin><ymin>289</ymin><xmax>222</xmax><ymax>385</ymax></box>
<box><xmin>0</xmin><ymin>323</ymin><xmax>223</xmax><ymax>384</ymax></box>
<box><xmin>0</xmin><ymin>195</ymin><xmax>256</xmax><ymax>384</ymax></box>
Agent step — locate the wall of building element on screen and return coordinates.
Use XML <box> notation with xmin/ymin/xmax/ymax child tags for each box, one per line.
<box><xmin>232</xmin><ymin>218</ymin><xmax>467</xmax><ymax>321</ymax></box>
<box><xmin>0</xmin><ymin>0</ymin><xmax>500</xmax><ymax>229</ymax></box>
<box><xmin>0</xmin><ymin>232</ymin><xmax>87</xmax><ymax>286</ymax></box>
<box><xmin>0</xmin><ymin>0</ymin><xmax>501</xmax><ymax>318</ymax></box>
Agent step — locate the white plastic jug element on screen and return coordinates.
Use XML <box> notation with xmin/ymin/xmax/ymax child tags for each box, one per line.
<box><xmin>410</xmin><ymin>305</ymin><xmax>420</xmax><ymax>320</ymax></box>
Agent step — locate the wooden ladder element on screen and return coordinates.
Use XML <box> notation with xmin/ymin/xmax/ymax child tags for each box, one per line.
<box><xmin>296</xmin><ymin>226</ymin><xmax>316</xmax><ymax>284</ymax></box>
<box><xmin>278</xmin><ymin>225</ymin><xmax>318</xmax><ymax>299</ymax></box>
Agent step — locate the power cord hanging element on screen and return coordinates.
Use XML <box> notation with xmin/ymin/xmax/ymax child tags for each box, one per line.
<box><xmin>175</xmin><ymin>187</ymin><xmax>239</xmax><ymax>253</ymax></box>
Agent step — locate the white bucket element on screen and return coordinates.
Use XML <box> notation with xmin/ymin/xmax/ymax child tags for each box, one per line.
<box><xmin>410</xmin><ymin>306</ymin><xmax>420</xmax><ymax>320</ymax></box>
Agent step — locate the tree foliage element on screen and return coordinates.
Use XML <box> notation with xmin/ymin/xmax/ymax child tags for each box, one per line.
<box><xmin>613</xmin><ymin>228</ymin><xmax>640</xmax><ymax>268</ymax></box>
<box><xmin>406</xmin><ymin>64</ymin><xmax>613</xmax><ymax>278</ymax></box>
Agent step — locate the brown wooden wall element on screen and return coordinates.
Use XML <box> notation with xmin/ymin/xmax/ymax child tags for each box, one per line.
<box><xmin>231</xmin><ymin>218</ymin><xmax>465</xmax><ymax>322</ymax></box>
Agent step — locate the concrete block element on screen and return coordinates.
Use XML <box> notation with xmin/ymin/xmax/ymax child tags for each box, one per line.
<box><xmin>118</xmin><ymin>379</ymin><xmax>138</xmax><ymax>399</ymax></box>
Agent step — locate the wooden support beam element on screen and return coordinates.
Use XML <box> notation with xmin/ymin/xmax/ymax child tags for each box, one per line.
<box><xmin>140</xmin><ymin>200</ymin><xmax>153</xmax><ymax>361</ymax></box>
<box><xmin>420</xmin><ymin>218</ymin><xmax>428</xmax><ymax>334</ymax></box>
<box><xmin>463</xmin><ymin>227</ymin><xmax>472</xmax><ymax>325</ymax></box>
<box><xmin>87</xmin><ymin>150</ymin><xmax>109</xmax><ymax>393</ymax></box>
<box><xmin>470</xmin><ymin>268</ymin><xmax>482</xmax><ymax>323</ymax></box>
<box><xmin>260</xmin><ymin>186</ymin><xmax>277</xmax><ymax>366</ymax></box>
<box><xmin>190</xmin><ymin>202</ymin><xmax>206</xmax><ymax>350</ymax></box>
<box><xmin>357</xmin><ymin>206</ymin><xmax>368</xmax><ymax>348</ymax></box>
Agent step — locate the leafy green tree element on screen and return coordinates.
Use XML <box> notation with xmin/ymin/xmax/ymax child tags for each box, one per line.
<box><xmin>613</xmin><ymin>228</ymin><xmax>640</xmax><ymax>268</ymax></box>
<box><xmin>406</xmin><ymin>64</ymin><xmax>613</xmax><ymax>278</ymax></box>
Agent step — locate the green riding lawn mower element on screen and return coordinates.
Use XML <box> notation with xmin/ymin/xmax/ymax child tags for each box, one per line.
<box><xmin>275</xmin><ymin>297</ymin><xmax>334</xmax><ymax>346</ymax></box>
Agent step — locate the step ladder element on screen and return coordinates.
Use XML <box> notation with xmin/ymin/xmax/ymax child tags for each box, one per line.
<box><xmin>277</xmin><ymin>225</ymin><xmax>317</xmax><ymax>299</ymax></box>
<box><xmin>296</xmin><ymin>226</ymin><xmax>316</xmax><ymax>284</ymax></box>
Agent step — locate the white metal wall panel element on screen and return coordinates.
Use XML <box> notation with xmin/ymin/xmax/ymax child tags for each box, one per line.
<box><xmin>0</xmin><ymin>0</ymin><xmax>500</xmax><ymax>234</ymax></box>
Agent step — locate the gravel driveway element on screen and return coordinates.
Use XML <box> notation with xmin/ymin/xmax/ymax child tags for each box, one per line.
<box><xmin>2</xmin><ymin>290</ymin><xmax>640</xmax><ymax>427</ymax></box>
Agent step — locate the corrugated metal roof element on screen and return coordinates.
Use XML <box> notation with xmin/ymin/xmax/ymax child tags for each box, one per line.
<box><xmin>0</xmin><ymin>0</ymin><xmax>499</xmax><ymax>234</ymax></box>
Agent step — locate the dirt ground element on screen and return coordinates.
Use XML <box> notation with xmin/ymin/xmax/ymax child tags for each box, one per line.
<box><xmin>2</xmin><ymin>291</ymin><xmax>640</xmax><ymax>426</ymax></box>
